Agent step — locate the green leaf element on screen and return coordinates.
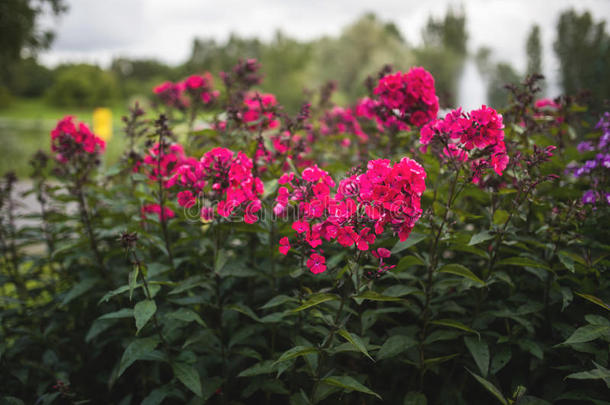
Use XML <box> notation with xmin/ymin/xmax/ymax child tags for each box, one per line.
<box><xmin>85</xmin><ymin>319</ymin><xmax>117</xmax><ymax>342</ymax></box>
<box><xmin>467</xmin><ymin>369</ymin><xmax>507</xmax><ymax>405</ymax></box>
<box><xmin>404</xmin><ymin>391</ymin><xmax>427</xmax><ymax>405</ymax></box>
<box><xmin>98</xmin><ymin>308</ymin><xmax>134</xmax><ymax>320</ymax></box>
<box><xmin>260</xmin><ymin>294</ymin><xmax>296</xmax><ymax>309</ymax></box>
<box><xmin>322</xmin><ymin>376</ymin><xmax>382</xmax><ymax>400</ymax></box>
<box><xmin>490</xmin><ymin>346</ymin><xmax>511</xmax><ymax>375</ymax></box>
<box><xmin>238</xmin><ymin>360</ymin><xmax>275</xmax><ymax>377</ymax></box>
<box><xmin>496</xmin><ymin>257</ymin><xmax>551</xmax><ymax>271</ymax></box>
<box><xmin>118</xmin><ymin>336</ymin><xmax>161</xmax><ymax>377</ymax></box>
<box><xmin>291</xmin><ymin>293</ymin><xmax>339</xmax><ymax>312</ymax></box>
<box><xmin>227</xmin><ymin>304</ymin><xmax>261</xmax><ymax>322</ymax></box>
<box><xmin>383</xmin><ymin>285</ymin><xmax>420</xmax><ymax>298</ymax></box>
<box><xmin>273</xmin><ymin>346</ymin><xmax>317</xmax><ymax>365</ymax></box>
<box><xmin>0</xmin><ymin>396</ymin><xmax>25</xmax><ymax>405</ymax></box>
<box><xmin>585</xmin><ymin>314</ymin><xmax>610</xmax><ymax>326</ymax></box>
<box><xmin>562</xmin><ymin>324</ymin><xmax>610</xmax><ymax>345</ymax></box>
<box><xmin>464</xmin><ymin>336</ymin><xmax>490</xmax><ymax>377</ymax></box>
<box><xmin>62</xmin><ymin>278</ymin><xmax>98</xmax><ymax>306</ymax></box>
<box><xmin>565</xmin><ymin>362</ymin><xmax>610</xmax><ymax>388</ymax></box>
<box><xmin>575</xmin><ymin>292</ymin><xmax>610</xmax><ymax>311</ymax></box>
<box><xmin>557</xmin><ymin>252</ymin><xmax>575</xmax><ymax>273</ymax></box>
<box><xmin>430</xmin><ymin>319</ymin><xmax>479</xmax><ymax>337</ymax></box>
<box><xmin>141</xmin><ymin>386</ymin><xmax>173</xmax><ymax>405</ymax></box>
<box><xmin>337</xmin><ymin>329</ymin><xmax>374</xmax><ymax>361</ymax></box>
<box><xmin>493</xmin><ymin>209</ymin><xmax>509</xmax><ymax>225</ymax></box>
<box><xmin>98</xmin><ymin>285</ymin><xmax>132</xmax><ymax>304</ymax></box>
<box><xmin>134</xmin><ymin>300</ymin><xmax>157</xmax><ymax>335</ymax></box>
<box><xmin>392</xmin><ymin>233</ymin><xmax>427</xmax><ymax>254</ymax></box>
<box><xmin>129</xmin><ymin>266</ymin><xmax>139</xmax><ymax>301</ymax></box>
<box><xmin>469</xmin><ymin>231</ymin><xmax>494</xmax><ymax>246</ymax></box>
<box><xmin>423</xmin><ymin>353</ymin><xmax>459</xmax><ymax>365</ymax></box>
<box><xmin>438</xmin><ymin>264</ymin><xmax>485</xmax><ymax>286</ymax></box>
<box><xmin>167</xmin><ymin>308</ymin><xmax>206</xmax><ymax>327</ymax></box>
<box><xmin>172</xmin><ymin>362</ymin><xmax>202</xmax><ymax>397</ymax></box>
<box><xmin>395</xmin><ymin>255</ymin><xmax>425</xmax><ymax>270</ymax></box>
<box><xmin>377</xmin><ymin>335</ymin><xmax>418</xmax><ymax>360</ymax></box>
<box><xmin>214</xmin><ymin>249</ymin><xmax>228</xmax><ymax>274</ymax></box>
<box><xmin>352</xmin><ymin>290</ymin><xmax>403</xmax><ymax>302</ymax></box>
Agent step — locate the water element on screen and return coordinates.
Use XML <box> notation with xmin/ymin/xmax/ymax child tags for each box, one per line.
<box><xmin>457</xmin><ymin>57</ymin><xmax>487</xmax><ymax>110</ymax></box>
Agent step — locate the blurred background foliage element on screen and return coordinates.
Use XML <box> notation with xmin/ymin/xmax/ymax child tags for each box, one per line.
<box><xmin>0</xmin><ymin>1</ymin><xmax>609</xmax><ymax>175</ymax></box>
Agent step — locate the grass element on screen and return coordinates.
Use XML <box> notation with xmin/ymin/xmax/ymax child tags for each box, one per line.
<box><xmin>0</xmin><ymin>98</ymin><xmax>131</xmax><ymax>177</ymax></box>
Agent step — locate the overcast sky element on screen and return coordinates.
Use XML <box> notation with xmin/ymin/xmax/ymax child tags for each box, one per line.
<box><xmin>39</xmin><ymin>0</ymin><xmax>610</xmax><ymax>98</ymax></box>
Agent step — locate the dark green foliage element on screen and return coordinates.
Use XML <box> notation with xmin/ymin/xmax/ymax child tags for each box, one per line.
<box><xmin>1</xmin><ymin>69</ymin><xmax>609</xmax><ymax>405</ymax></box>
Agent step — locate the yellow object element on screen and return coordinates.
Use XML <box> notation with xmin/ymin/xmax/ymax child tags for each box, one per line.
<box><xmin>93</xmin><ymin>108</ymin><xmax>112</xmax><ymax>141</ymax></box>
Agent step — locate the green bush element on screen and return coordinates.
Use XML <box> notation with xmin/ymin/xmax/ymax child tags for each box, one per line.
<box><xmin>1</xmin><ymin>66</ymin><xmax>608</xmax><ymax>405</ymax></box>
<box><xmin>46</xmin><ymin>64</ymin><xmax>120</xmax><ymax>108</ymax></box>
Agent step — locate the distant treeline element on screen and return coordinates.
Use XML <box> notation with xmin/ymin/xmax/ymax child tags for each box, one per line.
<box><xmin>0</xmin><ymin>10</ymin><xmax>608</xmax><ymax>112</ymax></box>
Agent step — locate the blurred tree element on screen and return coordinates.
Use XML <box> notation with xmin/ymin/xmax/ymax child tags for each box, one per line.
<box><xmin>0</xmin><ymin>0</ymin><xmax>66</xmax><ymax>106</ymax></box>
<box><xmin>46</xmin><ymin>64</ymin><xmax>120</xmax><ymax>107</ymax></box>
<box><xmin>488</xmin><ymin>63</ymin><xmax>521</xmax><ymax>107</ymax></box>
<box><xmin>554</xmin><ymin>10</ymin><xmax>610</xmax><ymax>107</ymax></box>
<box><xmin>422</xmin><ymin>7</ymin><xmax>468</xmax><ymax>54</ymax></box>
<box><xmin>526</xmin><ymin>25</ymin><xmax>544</xmax><ymax>94</ymax></box>
<box><xmin>184</xmin><ymin>34</ymin><xmax>263</xmax><ymax>75</ymax></box>
<box><xmin>110</xmin><ymin>58</ymin><xmax>175</xmax><ymax>97</ymax></box>
<box><xmin>259</xmin><ymin>31</ymin><xmax>312</xmax><ymax>112</ymax></box>
<box><xmin>0</xmin><ymin>0</ymin><xmax>66</xmax><ymax>73</ymax></box>
<box><xmin>526</xmin><ymin>25</ymin><xmax>542</xmax><ymax>76</ymax></box>
<box><xmin>306</xmin><ymin>13</ymin><xmax>413</xmax><ymax>103</ymax></box>
<box><xmin>4</xmin><ymin>57</ymin><xmax>53</xmax><ymax>97</ymax></box>
<box><xmin>416</xmin><ymin>7</ymin><xmax>468</xmax><ymax>107</ymax></box>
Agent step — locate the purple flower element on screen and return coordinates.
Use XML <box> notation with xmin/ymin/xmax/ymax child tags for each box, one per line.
<box><xmin>584</xmin><ymin>159</ymin><xmax>598</xmax><ymax>170</ymax></box>
<box><xmin>599</xmin><ymin>153</ymin><xmax>610</xmax><ymax>169</ymax></box>
<box><xmin>606</xmin><ymin>193</ymin><xmax>610</xmax><ymax>206</ymax></box>
<box><xmin>574</xmin><ymin>167</ymin><xmax>588</xmax><ymax>177</ymax></box>
<box><xmin>577</xmin><ymin>141</ymin><xmax>594</xmax><ymax>153</ymax></box>
<box><xmin>582</xmin><ymin>190</ymin><xmax>597</xmax><ymax>204</ymax></box>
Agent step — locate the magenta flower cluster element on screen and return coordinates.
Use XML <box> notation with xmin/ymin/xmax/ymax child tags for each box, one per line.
<box><xmin>153</xmin><ymin>73</ymin><xmax>219</xmax><ymax>110</ymax></box>
<box><xmin>373</xmin><ymin>67</ymin><xmax>439</xmax><ymax>127</ymax></box>
<box><xmin>276</xmin><ymin>158</ymin><xmax>426</xmax><ymax>274</ymax></box>
<box><xmin>172</xmin><ymin>147</ymin><xmax>265</xmax><ymax>223</ymax></box>
<box><xmin>420</xmin><ymin>105</ymin><xmax>508</xmax><ymax>182</ymax></box>
<box><xmin>50</xmin><ymin>116</ymin><xmax>106</xmax><ymax>164</ymax></box>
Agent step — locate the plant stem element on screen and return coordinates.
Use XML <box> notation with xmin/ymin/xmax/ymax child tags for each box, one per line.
<box><xmin>419</xmin><ymin>166</ymin><xmax>461</xmax><ymax>387</ymax></box>
<box><xmin>130</xmin><ymin>250</ymin><xmax>171</xmax><ymax>356</ymax></box>
<box><xmin>75</xmin><ymin>185</ymin><xmax>110</xmax><ymax>285</ymax></box>
<box><xmin>155</xmin><ymin>129</ymin><xmax>175</xmax><ymax>270</ymax></box>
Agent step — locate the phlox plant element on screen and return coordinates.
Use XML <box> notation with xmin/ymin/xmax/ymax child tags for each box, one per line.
<box><xmin>0</xmin><ymin>62</ymin><xmax>609</xmax><ymax>405</ymax></box>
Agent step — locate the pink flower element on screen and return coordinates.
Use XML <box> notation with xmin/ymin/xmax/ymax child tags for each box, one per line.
<box><xmin>242</xmin><ymin>92</ymin><xmax>280</xmax><ymax>130</ymax></box>
<box><xmin>279</xmin><ymin>237</ymin><xmax>291</xmax><ymax>255</ymax></box>
<box><xmin>177</xmin><ymin>190</ymin><xmax>196</xmax><ymax>208</ymax></box>
<box><xmin>372</xmin><ymin>248</ymin><xmax>391</xmax><ymax>258</ymax></box>
<box><xmin>306</xmin><ymin>253</ymin><xmax>327</xmax><ymax>274</ymax></box>
<box><xmin>374</xmin><ymin>67</ymin><xmax>439</xmax><ymax>127</ymax></box>
<box><xmin>50</xmin><ymin>116</ymin><xmax>105</xmax><ymax>164</ymax></box>
<box><xmin>419</xmin><ymin>105</ymin><xmax>508</xmax><ymax>180</ymax></box>
<box><xmin>172</xmin><ymin>147</ymin><xmax>264</xmax><ymax>223</ymax></box>
<box><xmin>293</xmin><ymin>220</ymin><xmax>309</xmax><ymax>234</ymax></box>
